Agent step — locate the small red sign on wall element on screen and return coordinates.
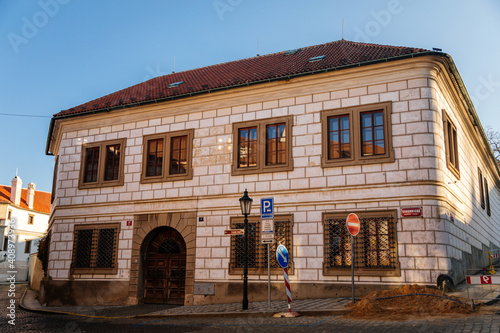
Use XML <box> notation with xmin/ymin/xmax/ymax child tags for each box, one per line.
<box><xmin>401</xmin><ymin>207</ymin><xmax>422</xmax><ymax>217</ymax></box>
<box><xmin>127</xmin><ymin>221</ymin><xmax>133</xmax><ymax>226</ymax></box>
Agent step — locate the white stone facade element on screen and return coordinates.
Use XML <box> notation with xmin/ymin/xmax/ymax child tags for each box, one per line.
<box><xmin>46</xmin><ymin>55</ymin><xmax>499</xmax><ymax>305</ymax></box>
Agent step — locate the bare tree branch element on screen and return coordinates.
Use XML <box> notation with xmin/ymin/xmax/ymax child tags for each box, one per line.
<box><xmin>485</xmin><ymin>126</ymin><xmax>500</xmax><ymax>163</ymax></box>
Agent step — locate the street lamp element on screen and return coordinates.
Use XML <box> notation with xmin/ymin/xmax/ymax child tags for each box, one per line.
<box><xmin>239</xmin><ymin>189</ymin><xmax>252</xmax><ymax>310</ymax></box>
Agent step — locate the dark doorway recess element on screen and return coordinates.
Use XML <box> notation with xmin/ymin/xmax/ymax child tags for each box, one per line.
<box><xmin>143</xmin><ymin>227</ymin><xmax>186</xmax><ymax>304</ymax></box>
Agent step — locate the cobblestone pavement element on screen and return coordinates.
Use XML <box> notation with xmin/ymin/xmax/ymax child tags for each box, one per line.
<box><xmin>2</xmin><ymin>283</ymin><xmax>499</xmax><ymax>332</ymax></box>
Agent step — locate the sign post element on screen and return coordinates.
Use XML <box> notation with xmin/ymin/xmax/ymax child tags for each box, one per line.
<box><xmin>276</xmin><ymin>244</ymin><xmax>293</xmax><ymax>313</ymax></box>
<box><xmin>261</xmin><ymin>198</ymin><xmax>274</xmax><ymax>309</ymax></box>
<box><xmin>346</xmin><ymin>213</ymin><xmax>360</xmax><ymax>304</ymax></box>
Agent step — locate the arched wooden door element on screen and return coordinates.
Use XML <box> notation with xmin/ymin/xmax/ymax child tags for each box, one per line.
<box><xmin>144</xmin><ymin>227</ymin><xmax>186</xmax><ymax>304</ymax></box>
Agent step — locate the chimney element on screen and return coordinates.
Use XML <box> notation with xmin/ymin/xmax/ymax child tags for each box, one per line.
<box><xmin>10</xmin><ymin>176</ymin><xmax>22</xmax><ymax>206</ymax></box>
<box><xmin>27</xmin><ymin>183</ymin><xmax>36</xmax><ymax>209</ymax></box>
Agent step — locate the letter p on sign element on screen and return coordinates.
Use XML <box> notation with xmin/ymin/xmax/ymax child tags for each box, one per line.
<box><xmin>260</xmin><ymin>198</ymin><xmax>274</xmax><ymax>219</ymax></box>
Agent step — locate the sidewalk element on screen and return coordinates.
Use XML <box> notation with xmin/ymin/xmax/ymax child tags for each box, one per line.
<box><xmin>20</xmin><ymin>287</ymin><xmax>351</xmax><ymax>318</ymax></box>
<box><xmin>20</xmin><ymin>283</ymin><xmax>500</xmax><ymax>319</ymax></box>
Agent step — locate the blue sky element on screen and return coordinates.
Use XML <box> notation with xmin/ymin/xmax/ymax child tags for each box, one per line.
<box><xmin>1</xmin><ymin>0</ymin><xmax>499</xmax><ymax>192</ymax></box>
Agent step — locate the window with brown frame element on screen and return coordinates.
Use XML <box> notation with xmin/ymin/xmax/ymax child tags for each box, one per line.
<box><xmin>323</xmin><ymin>210</ymin><xmax>400</xmax><ymax>277</ymax></box>
<box><xmin>443</xmin><ymin>110</ymin><xmax>460</xmax><ymax>178</ymax></box>
<box><xmin>485</xmin><ymin>178</ymin><xmax>491</xmax><ymax>216</ymax></box>
<box><xmin>328</xmin><ymin>115</ymin><xmax>351</xmax><ymax>159</ymax></box>
<box><xmin>478</xmin><ymin>168</ymin><xmax>485</xmax><ymax>209</ymax></box>
<box><xmin>78</xmin><ymin>139</ymin><xmax>126</xmax><ymax>189</ymax></box>
<box><xmin>7</xmin><ymin>210</ymin><xmax>12</xmax><ymax>220</ymax></box>
<box><xmin>232</xmin><ymin>116</ymin><xmax>293</xmax><ymax>175</ymax></box>
<box><xmin>141</xmin><ymin>129</ymin><xmax>194</xmax><ymax>183</ymax></box>
<box><xmin>71</xmin><ymin>223</ymin><xmax>120</xmax><ymax>274</ymax></box>
<box><xmin>28</xmin><ymin>215</ymin><xmax>34</xmax><ymax>225</ymax></box>
<box><xmin>321</xmin><ymin>102</ymin><xmax>394</xmax><ymax>168</ymax></box>
<box><xmin>229</xmin><ymin>215</ymin><xmax>293</xmax><ymax>275</ymax></box>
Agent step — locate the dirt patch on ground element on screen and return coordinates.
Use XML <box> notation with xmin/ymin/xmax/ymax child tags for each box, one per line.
<box><xmin>344</xmin><ymin>284</ymin><xmax>483</xmax><ymax>320</ymax></box>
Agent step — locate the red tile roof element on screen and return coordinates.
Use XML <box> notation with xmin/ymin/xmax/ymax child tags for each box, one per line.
<box><xmin>0</xmin><ymin>185</ymin><xmax>51</xmax><ymax>214</ymax></box>
<box><xmin>54</xmin><ymin>40</ymin><xmax>432</xmax><ymax>117</ymax></box>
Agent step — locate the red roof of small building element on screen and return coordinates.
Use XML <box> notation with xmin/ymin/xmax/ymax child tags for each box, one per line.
<box><xmin>54</xmin><ymin>40</ymin><xmax>432</xmax><ymax>117</ymax></box>
<box><xmin>0</xmin><ymin>185</ymin><xmax>51</xmax><ymax>214</ymax></box>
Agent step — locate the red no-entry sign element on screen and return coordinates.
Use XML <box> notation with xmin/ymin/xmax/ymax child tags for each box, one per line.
<box><xmin>346</xmin><ymin>213</ymin><xmax>360</xmax><ymax>236</ymax></box>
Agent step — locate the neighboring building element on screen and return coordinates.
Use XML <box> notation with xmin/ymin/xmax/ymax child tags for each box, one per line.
<box><xmin>0</xmin><ymin>176</ymin><xmax>50</xmax><ymax>281</ymax></box>
<box><xmin>44</xmin><ymin>40</ymin><xmax>499</xmax><ymax>306</ymax></box>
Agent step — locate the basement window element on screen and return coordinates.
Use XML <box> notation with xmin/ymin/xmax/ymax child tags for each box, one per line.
<box><xmin>309</xmin><ymin>55</ymin><xmax>326</xmax><ymax>62</ymax></box>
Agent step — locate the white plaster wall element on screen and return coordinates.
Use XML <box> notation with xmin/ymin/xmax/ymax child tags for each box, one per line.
<box><xmin>49</xmin><ymin>60</ymin><xmax>499</xmax><ymax>287</ymax></box>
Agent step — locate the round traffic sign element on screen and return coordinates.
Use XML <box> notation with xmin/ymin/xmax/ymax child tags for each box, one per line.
<box><xmin>276</xmin><ymin>244</ymin><xmax>289</xmax><ymax>268</ymax></box>
<box><xmin>346</xmin><ymin>213</ymin><xmax>360</xmax><ymax>236</ymax></box>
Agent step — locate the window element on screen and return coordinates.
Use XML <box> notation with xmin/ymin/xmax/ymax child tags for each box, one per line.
<box><xmin>25</xmin><ymin>240</ymin><xmax>31</xmax><ymax>253</ymax></box>
<box><xmin>78</xmin><ymin>139</ymin><xmax>126</xmax><ymax>189</ymax></box>
<box><xmin>141</xmin><ymin>129</ymin><xmax>194</xmax><ymax>183</ymax></box>
<box><xmin>485</xmin><ymin>178</ymin><xmax>491</xmax><ymax>216</ymax></box>
<box><xmin>232</xmin><ymin>116</ymin><xmax>293</xmax><ymax>175</ymax></box>
<box><xmin>28</xmin><ymin>215</ymin><xmax>34</xmax><ymax>225</ymax></box>
<box><xmin>51</xmin><ymin>156</ymin><xmax>59</xmax><ymax>204</ymax></box>
<box><xmin>321</xmin><ymin>102</ymin><xmax>394</xmax><ymax>167</ymax></box>
<box><xmin>229</xmin><ymin>215</ymin><xmax>293</xmax><ymax>275</ymax></box>
<box><xmin>3</xmin><ymin>237</ymin><xmax>7</xmax><ymax>251</ymax></box>
<box><xmin>323</xmin><ymin>210</ymin><xmax>400</xmax><ymax>277</ymax></box>
<box><xmin>478</xmin><ymin>168</ymin><xmax>485</xmax><ymax>209</ymax></box>
<box><xmin>443</xmin><ymin>110</ymin><xmax>459</xmax><ymax>178</ymax></box>
<box><xmin>7</xmin><ymin>210</ymin><xmax>12</xmax><ymax>220</ymax></box>
<box><xmin>71</xmin><ymin>223</ymin><xmax>120</xmax><ymax>274</ymax></box>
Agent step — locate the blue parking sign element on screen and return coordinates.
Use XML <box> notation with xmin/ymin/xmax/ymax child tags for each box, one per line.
<box><xmin>260</xmin><ymin>198</ymin><xmax>274</xmax><ymax>219</ymax></box>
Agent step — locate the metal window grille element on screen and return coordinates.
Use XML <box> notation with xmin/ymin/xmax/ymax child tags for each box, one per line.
<box><xmin>325</xmin><ymin>216</ymin><xmax>396</xmax><ymax>270</ymax></box>
<box><xmin>233</xmin><ymin>222</ymin><xmax>258</xmax><ymax>268</ymax></box>
<box><xmin>95</xmin><ymin>228</ymin><xmax>117</xmax><ymax>268</ymax></box>
<box><xmin>158</xmin><ymin>239</ymin><xmax>181</xmax><ymax>254</ymax></box>
<box><xmin>231</xmin><ymin>219</ymin><xmax>291</xmax><ymax>270</ymax></box>
<box><xmin>73</xmin><ymin>226</ymin><xmax>118</xmax><ymax>270</ymax></box>
<box><xmin>74</xmin><ymin>229</ymin><xmax>93</xmax><ymax>268</ymax></box>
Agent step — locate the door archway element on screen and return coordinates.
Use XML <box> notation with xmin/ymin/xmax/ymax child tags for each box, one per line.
<box><xmin>143</xmin><ymin>227</ymin><xmax>186</xmax><ymax>304</ymax></box>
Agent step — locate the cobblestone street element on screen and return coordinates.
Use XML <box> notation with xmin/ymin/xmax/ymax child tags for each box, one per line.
<box><xmin>0</xmin><ymin>284</ymin><xmax>498</xmax><ymax>332</ymax></box>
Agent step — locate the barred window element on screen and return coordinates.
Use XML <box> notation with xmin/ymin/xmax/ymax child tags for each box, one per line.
<box><xmin>71</xmin><ymin>223</ymin><xmax>119</xmax><ymax>274</ymax></box>
<box><xmin>323</xmin><ymin>210</ymin><xmax>399</xmax><ymax>277</ymax></box>
<box><xmin>229</xmin><ymin>215</ymin><xmax>293</xmax><ymax>275</ymax></box>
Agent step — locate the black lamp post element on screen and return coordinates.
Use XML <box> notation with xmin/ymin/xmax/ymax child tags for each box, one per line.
<box><xmin>239</xmin><ymin>189</ymin><xmax>252</xmax><ymax>310</ymax></box>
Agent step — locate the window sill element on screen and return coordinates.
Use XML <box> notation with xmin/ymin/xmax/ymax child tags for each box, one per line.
<box><xmin>229</xmin><ymin>265</ymin><xmax>294</xmax><ymax>276</ymax></box>
<box><xmin>232</xmin><ymin>164</ymin><xmax>293</xmax><ymax>176</ymax></box>
<box><xmin>71</xmin><ymin>267</ymin><xmax>118</xmax><ymax>275</ymax></box>
<box><xmin>323</xmin><ymin>263</ymin><xmax>400</xmax><ymax>277</ymax></box>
